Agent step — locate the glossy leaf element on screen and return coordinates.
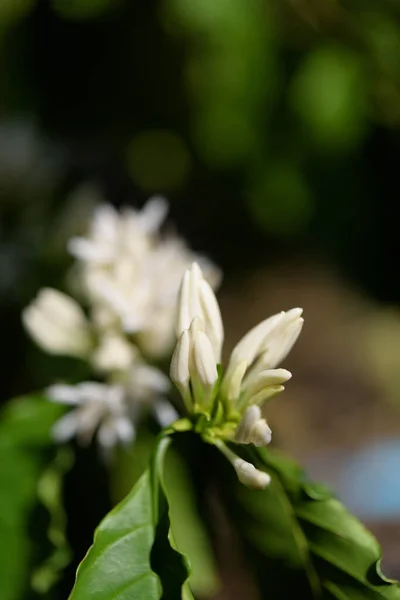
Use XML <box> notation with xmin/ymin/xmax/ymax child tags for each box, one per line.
<box><xmin>68</xmin><ymin>435</ymin><xmax>190</xmax><ymax>600</ymax></box>
<box><xmin>218</xmin><ymin>444</ymin><xmax>400</xmax><ymax>599</ymax></box>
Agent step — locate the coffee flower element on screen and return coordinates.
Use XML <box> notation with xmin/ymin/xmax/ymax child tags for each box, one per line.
<box><xmin>170</xmin><ymin>263</ymin><xmax>303</xmax><ymax>489</ymax></box>
<box><xmin>23</xmin><ymin>195</ymin><xmax>219</xmax><ymax>451</ymax></box>
<box><xmin>48</xmin><ymin>361</ymin><xmax>171</xmax><ymax>451</ymax></box>
<box><xmin>49</xmin><ymin>382</ymin><xmax>134</xmax><ymax>450</ymax></box>
<box><xmin>70</xmin><ymin>197</ymin><xmax>221</xmax><ymax>359</ymax></box>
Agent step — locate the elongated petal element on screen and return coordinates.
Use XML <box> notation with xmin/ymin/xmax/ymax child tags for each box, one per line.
<box><xmin>154</xmin><ymin>399</ymin><xmax>179</xmax><ymax>428</ymax></box>
<box><xmin>138</xmin><ymin>195</ymin><xmax>169</xmax><ymax>232</ymax></box>
<box><xmin>199</xmin><ymin>279</ymin><xmax>224</xmax><ymax>361</ymax></box>
<box><xmin>246</xmin><ymin>384</ymin><xmax>285</xmax><ymax>407</ymax></box>
<box><xmin>226</xmin><ymin>309</ymin><xmax>303</xmax><ymax>383</ymax></box>
<box><xmin>176</xmin><ymin>270</ymin><xmax>191</xmax><ymax>335</ymax></box>
<box><xmin>221</xmin><ymin>359</ymin><xmax>248</xmax><ymax>404</ymax></box>
<box><xmin>259</xmin><ymin>311</ymin><xmax>304</xmax><ymax>369</ymax></box>
<box><xmin>226</xmin><ymin>312</ymin><xmax>285</xmax><ymax>375</ymax></box>
<box><xmin>170</xmin><ymin>330</ymin><xmax>192</xmax><ymax>408</ymax></box>
<box><xmin>242</xmin><ymin>368</ymin><xmax>292</xmax><ymax>399</ymax></box>
<box><xmin>46</xmin><ymin>384</ymin><xmax>82</xmax><ymax>405</ymax></box>
<box><xmin>192</xmin><ymin>330</ymin><xmax>218</xmax><ymax>388</ymax></box>
<box><xmin>78</xmin><ymin>382</ymin><xmax>110</xmax><ymax>402</ymax></box>
<box><xmin>114</xmin><ymin>417</ymin><xmax>136</xmax><ymax>444</ymax></box>
<box><xmin>68</xmin><ymin>238</ymin><xmax>113</xmax><ymax>262</ymax></box>
<box><xmin>52</xmin><ymin>411</ymin><xmax>80</xmax><ymax>442</ymax></box>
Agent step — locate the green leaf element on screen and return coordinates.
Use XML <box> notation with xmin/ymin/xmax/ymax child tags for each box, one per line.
<box><xmin>31</xmin><ymin>448</ymin><xmax>73</xmax><ymax>594</ymax></box>
<box><xmin>0</xmin><ymin>395</ymin><xmax>65</xmax><ymax>600</ymax></box>
<box><xmin>164</xmin><ymin>444</ymin><xmax>220</xmax><ymax>597</ymax></box>
<box><xmin>218</xmin><ymin>445</ymin><xmax>400</xmax><ymax>599</ymax></box>
<box><xmin>68</xmin><ymin>435</ymin><xmax>190</xmax><ymax>600</ymax></box>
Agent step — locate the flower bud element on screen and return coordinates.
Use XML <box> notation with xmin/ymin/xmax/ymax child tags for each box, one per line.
<box><xmin>233</xmin><ymin>458</ymin><xmax>271</xmax><ymax>489</ymax></box>
<box><xmin>188</xmin><ymin>318</ymin><xmax>218</xmax><ymax>409</ymax></box>
<box><xmin>235</xmin><ymin>405</ymin><xmax>272</xmax><ymax>447</ymax></box>
<box><xmin>22</xmin><ymin>288</ymin><xmax>92</xmax><ymax>357</ymax></box>
<box><xmin>176</xmin><ymin>263</ymin><xmax>224</xmax><ymax>361</ymax></box>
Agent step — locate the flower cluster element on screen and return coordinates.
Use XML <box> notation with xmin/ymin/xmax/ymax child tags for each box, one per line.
<box><xmin>23</xmin><ymin>197</ymin><xmax>219</xmax><ymax>450</ymax></box>
<box><xmin>170</xmin><ymin>263</ymin><xmax>303</xmax><ymax>488</ymax></box>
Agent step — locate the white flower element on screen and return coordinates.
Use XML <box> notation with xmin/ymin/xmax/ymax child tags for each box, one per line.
<box><xmin>48</xmin><ymin>361</ymin><xmax>172</xmax><ymax>450</ymax></box>
<box><xmin>48</xmin><ymin>382</ymin><xmax>134</xmax><ymax>449</ymax></box>
<box><xmin>172</xmin><ymin>263</ymin><xmax>302</xmax><ymax>419</ymax></box>
<box><xmin>22</xmin><ymin>288</ymin><xmax>92</xmax><ymax>357</ymax></box>
<box><xmin>23</xmin><ymin>197</ymin><xmax>220</xmax><ymax>454</ymax></box>
<box><xmin>171</xmin><ymin>263</ymin><xmax>303</xmax><ymax>488</ymax></box>
<box><xmin>71</xmin><ymin>199</ymin><xmax>221</xmax><ymax>360</ymax></box>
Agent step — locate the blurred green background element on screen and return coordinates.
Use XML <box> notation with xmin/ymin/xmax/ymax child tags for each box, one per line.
<box><xmin>2</xmin><ymin>0</ymin><xmax>400</xmax><ymax>596</ymax></box>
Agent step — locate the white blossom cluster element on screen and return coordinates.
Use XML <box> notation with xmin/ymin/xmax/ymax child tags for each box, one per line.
<box><xmin>170</xmin><ymin>263</ymin><xmax>303</xmax><ymax>489</ymax></box>
<box><xmin>23</xmin><ymin>196</ymin><xmax>220</xmax><ymax>451</ymax></box>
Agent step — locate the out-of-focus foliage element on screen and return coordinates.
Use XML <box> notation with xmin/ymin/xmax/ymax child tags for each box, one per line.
<box><xmin>0</xmin><ymin>396</ymin><xmax>65</xmax><ymax>600</ymax></box>
<box><xmin>218</xmin><ymin>444</ymin><xmax>400</xmax><ymax>599</ymax></box>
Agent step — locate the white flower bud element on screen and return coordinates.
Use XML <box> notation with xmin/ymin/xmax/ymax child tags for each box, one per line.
<box><xmin>235</xmin><ymin>405</ymin><xmax>272</xmax><ymax>447</ymax></box>
<box><xmin>187</xmin><ymin>318</ymin><xmax>218</xmax><ymax>409</ymax></box>
<box><xmin>176</xmin><ymin>263</ymin><xmax>202</xmax><ymax>335</ymax></box>
<box><xmin>176</xmin><ymin>263</ymin><xmax>224</xmax><ymax>361</ymax></box>
<box><xmin>233</xmin><ymin>458</ymin><xmax>271</xmax><ymax>489</ymax></box>
<box><xmin>22</xmin><ymin>288</ymin><xmax>92</xmax><ymax>357</ymax></box>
